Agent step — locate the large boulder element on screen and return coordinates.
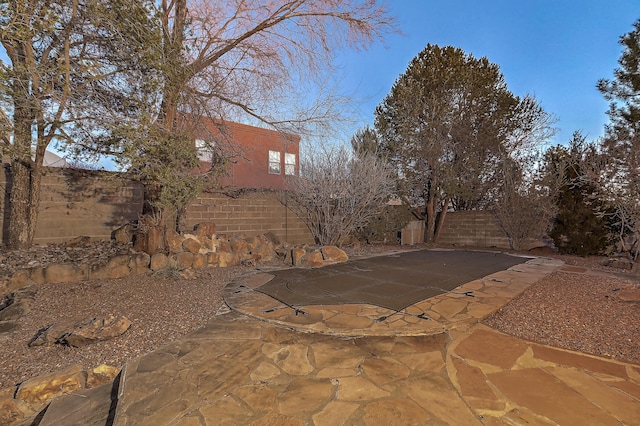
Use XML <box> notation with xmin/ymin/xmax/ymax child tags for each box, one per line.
<box><xmin>16</xmin><ymin>364</ymin><xmax>86</xmax><ymax>404</ymax></box>
<box><xmin>194</xmin><ymin>222</ymin><xmax>216</xmax><ymax>239</ymax></box>
<box><xmin>321</xmin><ymin>246</ymin><xmax>349</xmax><ymax>263</ymax></box>
<box><xmin>303</xmin><ymin>251</ymin><xmax>324</xmax><ymax>268</ymax></box>
<box><xmin>133</xmin><ymin>227</ymin><xmax>163</xmax><ymax>255</ymax></box>
<box><xmin>166</xmin><ymin>229</ymin><xmax>185</xmax><ymax>254</ymax></box>
<box><xmin>182</xmin><ymin>237</ymin><xmax>202</xmax><ymax>255</ymax></box>
<box><xmin>29</xmin><ymin>315</ymin><xmax>131</xmax><ymax>348</ymax></box>
<box><xmin>44</xmin><ymin>263</ymin><xmax>89</xmax><ymax>284</ymax></box>
<box><xmin>112</xmin><ymin>223</ymin><xmax>134</xmax><ymax>244</ymax></box>
<box><xmin>61</xmin><ymin>315</ymin><xmax>132</xmax><ymax>347</ymax></box>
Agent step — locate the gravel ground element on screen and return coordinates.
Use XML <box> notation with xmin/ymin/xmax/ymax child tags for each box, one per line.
<box><xmin>0</xmin><ymin>242</ymin><xmax>638</xmax><ymax>391</ymax></box>
<box><xmin>0</xmin><ymin>265</ymin><xmax>255</xmax><ymax>389</ymax></box>
<box><xmin>484</xmin><ymin>269</ymin><xmax>640</xmax><ymax>365</ymax></box>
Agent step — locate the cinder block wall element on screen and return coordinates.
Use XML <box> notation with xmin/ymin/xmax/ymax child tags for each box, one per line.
<box><xmin>1</xmin><ymin>165</ymin><xmax>144</xmax><ymax>244</ymax></box>
<box><xmin>1</xmin><ymin>164</ymin><xmax>314</xmax><ymax>246</ymax></box>
<box><xmin>186</xmin><ymin>190</ymin><xmax>314</xmax><ymax>245</ymax></box>
<box><xmin>437</xmin><ymin>211</ymin><xmax>511</xmax><ymax>249</ymax></box>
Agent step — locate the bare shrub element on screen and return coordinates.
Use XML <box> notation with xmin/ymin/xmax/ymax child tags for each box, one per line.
<box><xmin>285</xmin><ymin>145</ymin><xmax>395</xmax><ymax>246</ymax></box>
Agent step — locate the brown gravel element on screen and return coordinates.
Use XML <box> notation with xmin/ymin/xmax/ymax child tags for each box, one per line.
<box><xmin>484</xmin><ymin>269</ymin><xmax>640</xmax><ymax>365</ymax></box>
<box><xmin>0</xmin><ymin>241</ymin><xmax>638</xmax><ymax>392</ymax></box>
<box><xmin>0</xmin><ymin>264</ymin><xmax>259</xmax><ymax>389</ymax></box>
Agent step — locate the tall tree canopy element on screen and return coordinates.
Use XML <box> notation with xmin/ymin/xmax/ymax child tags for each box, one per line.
<box><xmin>596</xmin><ymin>18</ymin><xmax>640</xmax><ymax>257</ymax></box>
<box><xmin>547</xmin><ymin>132</ymin><xmax>609</xmax><ymax>256</ymax></box>
<box><xmin>0</xmin><ymin>0</ymin><xmax>156</xmax><ymax>248</ymax></box>
<box><xmin>0</xmin><ymin>0</ymin><xmax>395</xmax><ymax>249</ymax></box>
<box><xmin>374</xmin><ymin>44</ymin><xmax>554</xmax><ymax>242</ymax></box>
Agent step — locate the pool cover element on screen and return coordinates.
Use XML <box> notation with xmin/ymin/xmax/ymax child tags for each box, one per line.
<box><xmin>256</xmin><ymin>249</ymin><xmax>528</xmax><ymax>312</ymax></box>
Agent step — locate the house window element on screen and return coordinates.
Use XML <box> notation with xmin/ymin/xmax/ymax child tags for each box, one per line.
<box><xmin>269</xmin><ymin>150</ymin><xmax>281</xmax><ymax>174</ymax></box>
<box><xmin>285</xmin><ymin>153</ymin><xmax>296</xmax><ymax>175</ymax></box>
<box><xmin>195</xmin><ymin>139</ymin><xmax>212</xmax><ymax>162</ymax></box>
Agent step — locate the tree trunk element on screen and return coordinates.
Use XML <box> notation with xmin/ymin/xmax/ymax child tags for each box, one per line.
<box><xmin>425</xmin><ymin>195</ymin><xmax>436</xmax><ymax>243</ymax></box>
<box><xmin>7</xmin><ymin>161</ymin><xmax>34</xmax><ymax>248</ymax></box>
<box><xmin>7</xmin><ymin>77</ymin><xmax>41</xmax><ymax>249</ymax></box>
<box><xmin>433</xmin><ymin>198</ymin><xmax>449</xmax><ymax>243</ymax></box>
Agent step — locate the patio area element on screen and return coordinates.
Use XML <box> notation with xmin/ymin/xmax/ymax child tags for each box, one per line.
<box><xmin>38</xmin><ymin>250</ymin><xmax>640</xmax><ymax>425</ymax></box>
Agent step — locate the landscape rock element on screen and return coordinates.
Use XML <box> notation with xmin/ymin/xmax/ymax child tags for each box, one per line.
<box><xmin>0</xmin><ymin>388</ymin><xmax>23</xmax><ymax>425</ymax></box>
<box><xmin>16</xmin><ymin>364</ymin><xmax>86</xmax><ymax>404</ymax></box>
<box><xmin>28</xmin><ymin>267</ymin><xmax>45</xmax><ymax>285</ymax></box>
<box><xmin>128</xmin><ymin>252</ymin><xmax>151</xmax><ymax>274</ymax></box>
<box><xmin>528</xmin><ymin>245</ymin><xmax>556</xmax><ymax>255</ymax></box>
<box><xmin>245</xmin><ymin>236</ymin><xmax>260</xmax><ymax>252</ymax></box>
<box><xmin>61</xmin><ymin>315</ymin><xmax>132</xmax><ymax>347</ymax></box>
<box><xmin>7</xmin><ymin>269</ymin><xmax>32</xmax><ymax>291</ymax></box>
<box><xmin>86</xmin><ymin>364</ymin><xmax>120</xmax><ymax>389</ymax></box>
<box><xmin>321</xmin><ymin>246</ymin><xmax>349</xmax><ymax>263</ymax></box>
<box><xmin>613</xmin><ymin>286</ymin><xmax>640</xmax><ymax>302</ymax></box>
<box><xmin>182</xmin><ymin>237</ymin><xmax>202</xmax><ymax>255</ymax></box>
<box><xmin>230</xmin><ymin>237</ymin><xmax>249</xmax><ymax>254</ymax></box>
<box><xmin>601</xmin><ymin>257</ymin><xmax>634</xmax><ymax>270</ymax></box>
<box><xmin>112</xmin><ymin>223</ymin><xmax>134</xmax><ymax>244</ymax></box>
<box><xmin>44</xmin><ymin>263</ymin><xmax>89</xmax><ymax>284</ymax></box>
<box><xmin>264</xmin><ymin>231</ymin><xmax>281</xmax><ymax>246</ymax></box>
<box><xmin>101</xmin><ymin>254</ymin><xmax>132</xmax><ymax>278</ymax></box>
<box><xmin>194</xmin><ymin>222</ymin><xmax>216</xmax><ymax>239</ymax></box>
<box><xmin>133</xmin><ymin>227</ymin><xmax>163</xmax><ymax>255</ymax></box>
<box><xmin>65</xmin><ymin>236</ymin><xmax>91</xmax><ymax>247</ymax></box>
<box><xmin>192</xmin><ymin>253</ymin><xmax>208</xmax><ymax>270</ymax></box>
<box><xmin>173</xmin><ymin>252</ymin><xmax>195</xmax><ymax>270</ymax></box>
<box><xmin>291</xmin><ymin>247</ymin><xmax>306</xmax><ymax>266</ymax></box>
<box><xmin>0</xmin><ymin>299</ymin><xmax>28</xmax><ymax>322</ymax></box>
<box><xmin>0</xmin><ymin>321</ymin><xmax>19</xmax><ymax>334</ymax></box>
<box><xmin>303</xmin><ymin>251</ymin><xmax>324</xmax><ymax>268</ymax></box>
<box><xmin>29</xmin><ymin>315</ymin><xmax>131</xmax><ymax>348</ymax></box>
<box><xmin>150</xmin><ymin>253</ymin><xmax>169</xmax><ymax>271</ymax></box>
<box><xmin>207</xmin><ymin>252</ymin><xmax>220</xmax><ymax>266</ymax></box>
<box><xmin>166</xmin><ymin>230</ymin><xmax>184</xmax><ymax>254</ymax></box>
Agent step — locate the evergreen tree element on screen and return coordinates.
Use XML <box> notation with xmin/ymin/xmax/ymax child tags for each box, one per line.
<box><xmin>548</xmin><ymin>133</ymin><xmax>609</xmax><ymax>256</ymax></box>
<box><xmin>374</xmin><ymin>44</ymin><xmax>555</xmax><ymax>242</ymax></box>
<box><xmin>596</xmin><ymin>18</ymin><xmax>640</xmax><ymax>258</ymax></box>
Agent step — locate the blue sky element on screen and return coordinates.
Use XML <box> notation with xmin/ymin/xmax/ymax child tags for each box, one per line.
<box><xmin>337</xmin><ymin>0</ymin><xmax>640</xmax><ymax>146</ymax></box>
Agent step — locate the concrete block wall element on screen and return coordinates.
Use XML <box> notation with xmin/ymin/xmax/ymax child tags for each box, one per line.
<box><xmin>437</xmin><ymin>211</ymin><xmax>512</xmax><ymax>249</ymax></box>
<box><xmin>1</xmin><ymin>166</ymin><xmax>313</xmax><ymax>246</ymax></box>
<box><xmin>186</xmin><ymin>190</ymin><xmax>314</xmax><ymax>245</ymax></box>
<box><xmin>1</xmin><ymin>166</ymin><xmax>144</xmax><ymax>245</ymax></box>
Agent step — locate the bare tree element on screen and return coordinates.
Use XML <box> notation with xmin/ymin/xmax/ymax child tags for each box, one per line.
<box><xmin>63</xmin><ymin>0</ymin><xmax>396</xmax><ymax>253</ymax></box>
<box><xmin>492</xmin><ymin>153</ymin><xmax>562</xmax><ymax>251</ymax></box>
<box><xmin>286</xmin><ymin>144</ymin><xmax>395</xmax><ymax>246</ymax></box>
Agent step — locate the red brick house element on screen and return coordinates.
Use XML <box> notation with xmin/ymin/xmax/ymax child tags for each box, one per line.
<box><xmin>191</xmin><ymin>118</ymin><xmax>300</xmax><ymax>190</ymax></box>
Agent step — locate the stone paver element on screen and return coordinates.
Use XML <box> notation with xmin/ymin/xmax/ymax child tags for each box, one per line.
<box><xmin>35</xmin><ymin>252</ymin><xmax>640</xmax><ymax>425</ymax></box>
<box><xmin>116</xmin><ymin>313</ymin><xmax>474</xmax><ymax>425</ymax></box>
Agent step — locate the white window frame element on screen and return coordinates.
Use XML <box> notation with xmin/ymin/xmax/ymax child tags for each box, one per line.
<box><xmin>195</xmin><ymin>139</ymin><xmax>213</xmax><ymax>162</ymax></box>
<box><xmin>284</xmin><ymin>152</ymin><xmax>296</xmax><ymax>175</ymax></box>
<box><xmin>269</xmin><ymin>150</ymin><xmax>281</xmax><ymax>174</ymax></box>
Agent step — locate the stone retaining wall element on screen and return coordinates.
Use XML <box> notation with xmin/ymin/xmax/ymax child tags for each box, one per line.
<box><xmin>2</xmin><ymin>225</ymin><xmax>344</xmax><ymax>291</ymax></box>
